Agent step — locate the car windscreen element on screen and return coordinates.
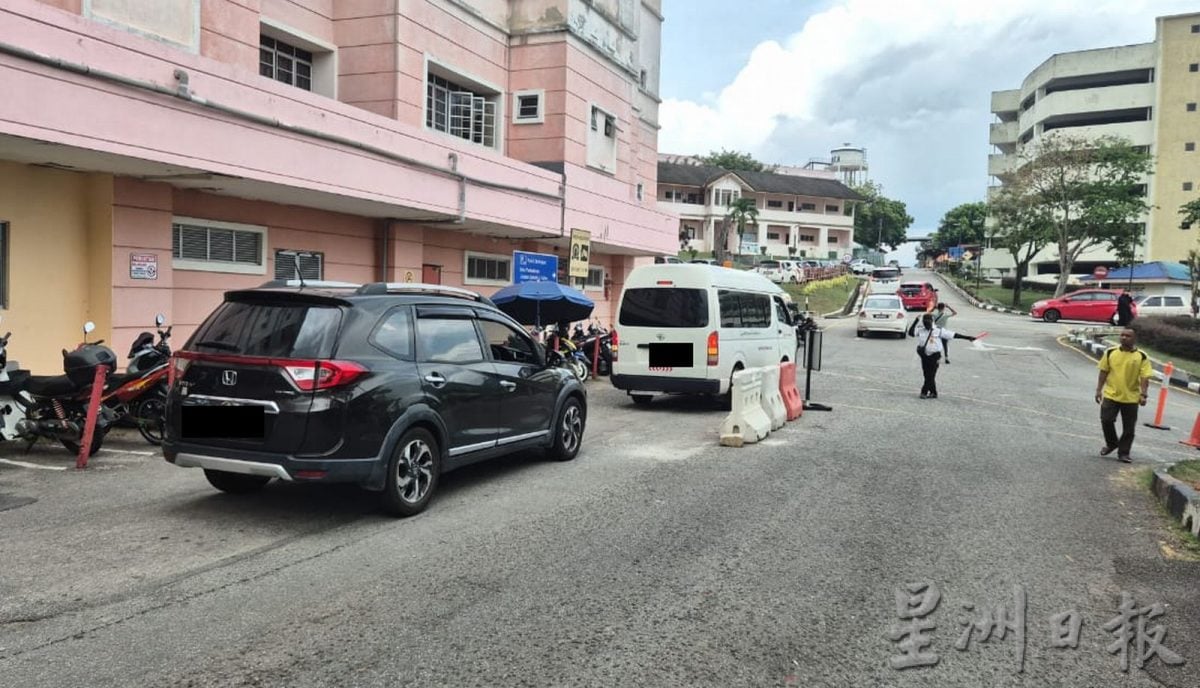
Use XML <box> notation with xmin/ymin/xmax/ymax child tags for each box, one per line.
<box><xmin>619</xmin><ymin>288</ymin><xmax>709</xmax><ymax>328</ymax></box>
<box><xmin>188</xmin><ymin>301</ymin><xmax>343</xmax><ymax>358</ymax></box>
<box><xmin>759</xmin><ymin>261</ymin><xmax>781</xmax><ymax>268</ymax></box>
<box><xmin>863</xmin><ymin>297</ymin><xmax>901</xmax><ymax>310</ymax></box>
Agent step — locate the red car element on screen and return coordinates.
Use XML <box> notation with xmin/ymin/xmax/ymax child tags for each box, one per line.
<box><xmin>897</xmin><ymin>282</ymin><xmax>938</xmax><ymax>311</ymax></box>
<box><xmin>1029</xmin><ymin>289</ymin><xmax>1133</xmax><ymax>323</ymax></box>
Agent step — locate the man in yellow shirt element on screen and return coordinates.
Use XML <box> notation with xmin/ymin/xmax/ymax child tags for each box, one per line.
<box><xmin>1095</xmin><ymin>328</ymin><xmax>1152</xmax><ymax>462</ymax></box>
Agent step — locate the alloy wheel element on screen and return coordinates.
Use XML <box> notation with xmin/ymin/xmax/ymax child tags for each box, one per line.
<box><xmin>397</xmin><ymin>438</ymin><xmax>434</xmax><ymax>504</ymax></box>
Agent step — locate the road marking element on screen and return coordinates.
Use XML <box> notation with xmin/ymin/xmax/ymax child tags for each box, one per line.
<box><xmin>971</xmin><ymin>340</ymin><xmax>1046</xmax><ymax>352</ymax></box>
<box><xmin>98</xmin><ymin>448</ymin><xmax>157</xmax><ymax>457</ymax></box>
<box><xmin>0</xmin><ymin>458</ymin><xmax>68</xmax><ymax>471</ymax></box>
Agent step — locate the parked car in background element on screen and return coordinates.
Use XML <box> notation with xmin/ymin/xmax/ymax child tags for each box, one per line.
<box><xmin>655</xmin><ymin>256</ymin><xmax>684</xmax><ymax>264</ymax></box>
<box><xmin>857</xmin><ymin>294</ymin><xmax>908</xmax><ymax>338</ymax></box>
<box><xmin>1114</xmin><ymin>293</ymin><xmax>1193</xmax><ymax>320</ymax></box>
<box><xmin>754</xmin><ymin>260</ymin><xmax>791</xmax><ymax>284</ymax></box>
<box><xmin>897</xmin><ymin>282</ymin><xmax>938</xmax><ymax>311</ymax></box>
<box><xmin>163</xmin><ymin>281</ymin><xmax>587</xmax><ymax>517</ymax></box>
<box><xmin>689</xmin><ymin>258</ymin><xmax>717</xmax><ymax>265</ymax></box>
<box><xmin>1030</xmin><ymin>289</ymin><xmax>1129</xmax><ymax>323</ymax></box>
<box><xmin>849</xmin><ymin>260</ymin><xmax>874</xmax><ymax>275</ymax></box>
<box><xmin>779</xmin><ymin>260</ymin><xmax>805</xmax><ymax>283</ymax></box>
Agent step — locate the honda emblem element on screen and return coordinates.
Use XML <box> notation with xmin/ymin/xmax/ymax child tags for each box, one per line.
<box><xmin>221</xmin><ymin>370</ymin><xmax>238</xmax><ymax>386</ymax></box>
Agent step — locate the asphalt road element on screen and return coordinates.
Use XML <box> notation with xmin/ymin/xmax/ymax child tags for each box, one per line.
<box><xmin>1</xmin><ymin>270</ymin><xmax>1198</xmax><ymax>687</ymax></box>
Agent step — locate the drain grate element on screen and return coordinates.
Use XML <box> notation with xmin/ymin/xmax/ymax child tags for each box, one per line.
<box><xmin>0</xmin><ymin>493</ymin><xmax>37</xmax><ymax>512</ymax></box>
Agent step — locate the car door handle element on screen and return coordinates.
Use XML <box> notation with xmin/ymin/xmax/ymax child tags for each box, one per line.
<box><xmin>499</xmin><ymin>380</ymin><xmax>517</xmax><ymax>392</ymax></box>
<box><xmin>424</xmin><ymin>373</ymin><xmax>447</xmax><ymax>388</ymax></box>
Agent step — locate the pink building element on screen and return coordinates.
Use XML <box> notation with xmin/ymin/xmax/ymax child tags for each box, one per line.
<box><xmin>0</xmin><ymin>0</ymin><xmax>675</xmax><ymax>372</ymax></box>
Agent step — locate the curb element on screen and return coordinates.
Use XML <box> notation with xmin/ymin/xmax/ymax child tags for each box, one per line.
<box><xmin>930</xmin><ymin>272</ymin><xmax>1029</xmax><ymax>317</ymax></box>
<box><xmin>1150</xmin><ymin>468</ymin><xmax>1200</xmax><ymax>538</ymax></box>
<box><xmin>1062</xmin><ymin>330</ymin><xmax>1200</xmax><ymax>394</ymax></box>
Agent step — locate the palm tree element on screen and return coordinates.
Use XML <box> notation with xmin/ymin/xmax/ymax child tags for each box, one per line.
<box><xmin>725</xmin><ymin>197</ymin><xmax>759</xmax><ymax>258</ymax></box>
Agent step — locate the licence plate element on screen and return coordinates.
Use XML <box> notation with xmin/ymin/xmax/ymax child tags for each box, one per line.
<box><xmin>649</xmin><ymin>343</ymin><xmax>693</xmax><ymax>368</ymax></box>
<box><xmin>873</xmin><ymin>314</ymin><xmax>890</xmax><ymax>319</ymax></box>
<box><xmin>181</xmin><ymin>405</ymin><xmax>265</xmax><ymax>440</ymax></box>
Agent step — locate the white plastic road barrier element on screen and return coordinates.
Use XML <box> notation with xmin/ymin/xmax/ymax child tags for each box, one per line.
<box><xmin>719</xmin><ymin>368</ymin><xmax>772</xmax><ymax>447</ymax></box>
<box><xmin>759</xmin><ymin>365</ymin><xmax>787</xmax><ymax>430</ymax></box>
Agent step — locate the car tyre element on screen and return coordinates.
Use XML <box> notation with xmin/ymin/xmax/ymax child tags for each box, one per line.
<box><xmin>1043</xmin><ymin>309</ymin><xmax>1061</xmax><ymax>323</ymax></box>
<box><xmin>204</xmin><ymin>469</ymin><xmax>271</xmax><ymax>494</ymax></box>
<box><xmin>547</xmin><ymin>396</ymin><xmax>585</xmax><ymax>462</ymax></box>
<box><xmin>856</xmin><ymin>329</ymin><xmax>865</xmax><ymax>338</ymax></box>
<box><xmin>382</xmin><ymin>427</ymin><xmax>440</xmax><ymax>517</ymax></box>
<box><xmin>631</xmin><ymin>394</ymin><xmax>653</xmax><ymax>406</ymax></box>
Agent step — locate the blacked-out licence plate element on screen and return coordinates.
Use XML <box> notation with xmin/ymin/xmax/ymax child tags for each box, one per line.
<box><xmin>649</xmin><ymin>343</ymin><xmax>693</xmax><ymax>368</ymax></box>
<box><xmin>181</xmin><ymin>405</ymin><xmax>265</xmax><ymax>440</ymax></box>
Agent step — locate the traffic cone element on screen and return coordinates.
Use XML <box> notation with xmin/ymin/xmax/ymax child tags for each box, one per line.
<box><xmin>1182</xmin><ymin>412</ymin><xmax>1200</xmax><ymax>449</ymax></box>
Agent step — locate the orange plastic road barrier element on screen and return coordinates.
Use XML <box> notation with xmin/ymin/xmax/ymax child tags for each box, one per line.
<box><xmin>779</xmin><ymin>361</ymin><xmax>803</xmax><ymax>421</ymax></box>
<box><xmin>76</xmin><ymin>364</ymin><xmax>107</xmax><ymax>469</ymax></box>
<box><xmin>1181</xmin><ymin>412</ymin><xmax>1200</xmax><ymax>449</ymax></box>
<box><xmin>1145</xmin><ymin>362</ymin><xmax>1174</xmax><ymax>431</ymax></box>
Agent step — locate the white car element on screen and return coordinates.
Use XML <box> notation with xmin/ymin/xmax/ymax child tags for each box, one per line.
<box><xmin>1111</xmin><ymin>294</ymin><xmax>1194</xmax><ymax>322</ymax></box>
<box><xmin>850</xmin><ymin>260</ymin><xmax>874</xmax><ymax>275</ymax></box>
<box><xmin>779</xmin><ymin>260</ymin><xmax>805</xmax><ymax>283</ymax></box>
<box><xmin>868</xmin><ymin>266</ymin><xmax>902</xmax><ymax>295</ymax></box>
<box><xmin>857</xmin><ymin>294</ymin><xmax>907</xmax><ymax>338</ymax></box>
<box><xmin>755</xmin><ymin>260</ymin><xmax>801</xmax><ymax>284</ymax></box>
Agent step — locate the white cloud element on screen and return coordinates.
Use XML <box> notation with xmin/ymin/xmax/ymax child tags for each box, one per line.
<box><xmin>660</xmin><ymin>0</ymin><xmax>1197</xmax><ymax>228</ymax></box>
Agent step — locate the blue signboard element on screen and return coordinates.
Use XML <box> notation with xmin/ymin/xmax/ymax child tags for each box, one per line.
<box><xmin>512</xmin><ymin>251</ymin><xmax>558</xmax><ymax>283</ymax></box>
<box><xmin>948</xmin><ymin>246</ymin><xmax>965</xmax><ymax>260</ymax></box>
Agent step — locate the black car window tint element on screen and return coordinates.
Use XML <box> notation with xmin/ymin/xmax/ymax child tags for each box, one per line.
<box><xmin>718</xmin><ymin>289</ymin><xmax>742</xmax><ymax>328</ymax></box>
<box><xmin>372</xmin><ymin>308</ymin><xmax>414</xmax><ymax>360</ymax></box>
<box><xmin>417</xmin><ymin>318</ymin><xmax>484</xmax><ymax>363</ymax></box>
<box><xmin>478</xmin><ymin>320</ymin><xmax>536</xmax><ymax>364</ymax></box>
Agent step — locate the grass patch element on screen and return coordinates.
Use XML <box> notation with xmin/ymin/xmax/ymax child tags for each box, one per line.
<box><xmin>1168</xmin><ymin>460</ymin><xmax>1200</xmax><ymax>487</ymax></box>
<box><xmin>948</xmin><ymin>276</ymin><xmax>1042</xmax><ymax>311</ymax></box>
<box><xmin>784</xmin><ymin>277</ymin><xmax>861</xmax><ymax>316</ymax></box>
<box><xmin>1130</xmin><ymin>467</ymin><xmax>1200</xmax><ymax>560</ymax></box>
<box><xmin>1095</xmin><ymin>336</ymin><xmax>1200</xmax><ymax>380</ymax></box>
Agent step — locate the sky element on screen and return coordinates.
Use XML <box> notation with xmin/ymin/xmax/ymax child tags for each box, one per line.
<box><xmin>658</xmin><ymin>0</ymin><xmax>1199</xmax><ymax>251</ymax></box>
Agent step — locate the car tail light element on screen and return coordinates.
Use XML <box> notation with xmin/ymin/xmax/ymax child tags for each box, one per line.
<box><xmin>610</xmin><ymin>328</ymin><xmax>618</xmax><ymax>362</ymax></box>
<box><xmin>859</xmin><ymin>310</ymin><xmax>867</xmax><ymax>317</ymax></box>
<box><xmin>169</xmin><ymin>354</ymin><xmax>191</xmax><ymax>387</ymax></box>
<box><xmin>896</xmin><ymin>312</ymin><xmax>905</xmax><ymax>319</ymax></box>
<box><xmin>707</xmin><ymin>331</ymin><xmax>719</xmax><ymax>366</ymax></box>
<box><xmin>281</xmin><ymin>360</ymin><xmax>369</xmax><ymax>391</ymax></box>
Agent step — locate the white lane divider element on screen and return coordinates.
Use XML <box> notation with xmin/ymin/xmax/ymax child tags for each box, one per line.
<box><xmin>0</xmin><ymin>458</ymin><xmax>68</xmax><ymax>471</ymax></box>
<box><xmin>971</xmin><ymin>339</ymin><xmax>1045</xmax><ymax>352</ymax></box>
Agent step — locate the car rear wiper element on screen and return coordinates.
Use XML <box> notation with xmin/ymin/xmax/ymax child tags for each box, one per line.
<box><xmin>194</xmin><ymin>340</ymin><xmax>241</xmax><ymax>352</ymax></box>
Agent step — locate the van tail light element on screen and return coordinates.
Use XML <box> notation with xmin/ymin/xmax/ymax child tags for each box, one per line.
<box><xmin>281</xmin><ymin>360</ymin><xmax>369</xmax><ymax>391</ymax></box>
<box><xmin>707</xmin><ymin>331</ymin><xmax>719</xmax><ymax>366</ymax></box>
<box><xmin>610</xmin><ymin>328</ymin><xmax>618</xmax><ymax>362</ymax></box>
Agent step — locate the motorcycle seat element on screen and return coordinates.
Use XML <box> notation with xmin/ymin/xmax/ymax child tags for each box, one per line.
<box><xmin>106</xmin><ymin>371</ymin><xmax>139</xmax><ymax>388</ymax></box>
<box><xmin>24</xmin><ymin>374</ymin><xmax>77</xmax><ymax>398</ymax></box>
<box><xmin>0</xmin><ymin>369</ymin><xmax>30</xmax><ymax>396</ymax></box>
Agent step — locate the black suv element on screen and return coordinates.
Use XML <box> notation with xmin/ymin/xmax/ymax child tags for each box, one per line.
<box><xmin>163</xmin><ymin>281</ymin><xmax>587</xmax><ymax>516</ymax></box>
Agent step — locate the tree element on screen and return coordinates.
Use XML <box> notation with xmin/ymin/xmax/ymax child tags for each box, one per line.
<box><xmin>725</xmin><ymin>197</ymin><xmax>759</xmax><ymax>257</ymax></box>
<box><xmin>848</xmin><ymin>181</ymin><xmax>912</xmax><ymax>251</ymax></box>
<box><xmin>1012</xmin><ymin>133</ymin><xmax>1153</xmax><ymax>297</ymax></box>
<box><xmin>988</xmin><ymin>181</ymin><xmax>1054</xmax><ymax>308</ymax></box>
<box><xmin>701</xmin><ymin>149</ymin><xmax>765</xmax><ymax>172</ymax></box>
<box><xmin>1181</xmin><ymin>198</ymin><xmax>1200</xmax><ymax>315</ymax></box>
<box><xmin>932</xmin><ymin>202</ymin><xmax>988</xmax><ymax>251</ymax></box>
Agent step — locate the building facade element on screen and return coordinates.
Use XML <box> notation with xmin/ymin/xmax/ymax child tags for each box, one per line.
<box><xmin>656</xmin><ymin>158</ymin><xmax>861</xmax><ymax>260</ymax></box>
<box><xmin>986</xmin><ymin>11</ymin><xmax>1200</xmax><ymax>276</ymax></box>
<box><xmin>0</xmin><ymin>0</ymin><xmax>676</xmax><ymax>372</ymax></box>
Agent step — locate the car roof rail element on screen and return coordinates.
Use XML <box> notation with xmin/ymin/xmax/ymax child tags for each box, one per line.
<box><xmin>257</xmin><ymin>279</ymin><xmax>363</xmax><ymax>289</ymax></box>
<box><xmin>354</xmin><ymin>282</ymin><xmax>492</xmax><ymax>303</ymax></box>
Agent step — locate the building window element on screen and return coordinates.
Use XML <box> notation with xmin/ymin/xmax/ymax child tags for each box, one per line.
<box><xmin>829</xmin><ymin>235</ymin><xmax>839</xmax><ymax>244</ymax></box>
<box><xmin>586</xmin><ymin>105</ymin><xmax>618</xmax><ymax>173</ymax></box>
<box><xmin>1191</xmin><ymin>64</ymin><xmax>1199</xmax><ymax>73</ymax></box>
<box><xmin>800</xmin><ymin>202</ymin><xmax>816</xmax><ymax>211</ymax></box>
<box><xmin>687</xmin><ymin>193</ymin><xmax>699</xmax><ymax>204</ymax></box>
<box><xmin>766</xmin><ymin>200</ymin><xmax>783</xmax><ymax>209</ymax></box>
<box><xmin>1187</xmin><ymin>142</ymin><xmax>1196</xmax><ymax>152</ymax></box>
<box><xmin>513</xmin><ymin>90</ymin><xmax>543</xmax><ymax>124</ymax></box>
<box><xmin>427</xmin><ymin>72</ymin><xmax>499</xmax><ymax>148</ymax></box>
<box><xmin>636</xmin><ymin>183</ymin><xmax>644</xmax><ymax>201</ymax></box>
<box><xmin>787</xmin><ymin>201</ymin><xmax>795</xmax><ymax>212</ymax></box>
<box><xmin>1193</xmin><ymin>24</ymin><xmax>1200</xmax><ymax>33</ymax></box>
<box><xmin>464</xmin><ymin>251</ymin><xmax>511</xmax><ymax>285</ymax></box>
<box><xmin>274</xmin><ymin>249</ymin><xmax>323</xmax><ymax>280</ymax></box>
<box><xmin>825</xmin><ymin>204</ymin><xmax>839</xmax><ymax>213</ymax></box>
<box><xmin>767</xmin><ymin>232</ymin><xmax>781</xmax><ymax>241</ymax></box>
<box><xmin>639</xmin><ymin>69</ymin><xmax>647</xmax><ymax>88</ymax></box>
<box><xmin>172</xmin><ymin>218</ymin><xmax>266</xmax><ymax>274</ymax></box>
<box><xmin>1185</xmin><ymin>182</ymin><xmax>1194</xmax><ymax>192</ymax></box>
<box><xmin>1189</xmin><ymin>103</ymin><xmax>1197</xmax><ymax>112</ymax></box>
<box><xmin>714</xmin><ymin>189</ymin><xmax>739</xmax><ymax>206</ymax></box>
<box><xmin>260</xmin><ymin>36</ymin><xmax>313</xmax><ymax>91</ymax></box>
<box><xmin>578</xmin><ymin>266</ymin><xmax>604</xmax><ymax>291</ymax></box>
<box><xmin>681</xmin><ymin>225</ymin><xmax>697</xmax><ymax>240</ymax></box>
<box><xmin>0</xmin><ymin>221</ymin><xmax>7</xmax><ymax>309</ymax></box>
<box><xmin>799</xmin><ymin>233</ymin><xmax>816</xmax><ymax>242</ymax></box>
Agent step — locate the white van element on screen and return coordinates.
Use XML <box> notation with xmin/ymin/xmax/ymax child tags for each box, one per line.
<box><xmin>611</xmin><ymin>264</ymin><xmax>799</xmax><ymax>404</ymax></box>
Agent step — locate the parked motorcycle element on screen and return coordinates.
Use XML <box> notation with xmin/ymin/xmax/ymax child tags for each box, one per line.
<box><xmin>572</xmin><ymin>322</ymin><xmax>613</xmax><ymax>377</ymax></box>
<box><xmin>0</xmin><ymin>319</ymin><xmax>119</xmax><ymax>456</ymax></box>
<box><xmin>102</xmin><ymin>314</ymin><xmax>171</xmax><ymax>445</ymax></box>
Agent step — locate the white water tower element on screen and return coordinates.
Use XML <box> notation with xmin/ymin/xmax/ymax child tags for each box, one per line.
<box><xmin>829</xmin><ymin>144</ymin><xmax>868</xmax><ymax>186</ymax></box>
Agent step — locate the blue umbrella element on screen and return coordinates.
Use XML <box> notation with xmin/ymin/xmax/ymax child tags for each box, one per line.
<box><xmin>490</xmin><ymin>281</ymin><xmax>594</xmax><ymax>327</ymax></box>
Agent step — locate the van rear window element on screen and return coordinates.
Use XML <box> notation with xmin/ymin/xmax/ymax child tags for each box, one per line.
<box><xmin>188</xmin><ymin>301</ymin><xmax>342</xmax><ymax>358</ymax></box>
<box><xmin>619</xmin><ymin>288</ymin><xmax>709</xmax><ymax>328</ymax></box>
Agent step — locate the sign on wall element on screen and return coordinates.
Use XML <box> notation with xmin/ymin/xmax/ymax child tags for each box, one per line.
<box><xmin>130</xmin><ymin>253</ymin><xmax>158</xmax><ymax>280</ymax></box>
<box><xmin>513</xmin><ymin>251</ymin><xmax>558</xmax><ymax>283</ymax></box>
<box><xmin>569</xmin><ymin>228</ymin><xmax>591</xmax><ymax>279</ymax></box>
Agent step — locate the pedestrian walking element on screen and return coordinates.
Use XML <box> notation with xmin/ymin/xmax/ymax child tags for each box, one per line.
<box><xmin>906</xmin><ymin>313</ymin><xmax>983</xmax><ymax>399</ymax></box>
<box><xmin>1116</xmin><ymin>290</ymin><xmax>1134</xmax><ymax>327</ymax></box>
<box><xmin>930</xmin><ymin>302</ymin><xmax>959</xmax><ymax>363</ymax></box>
<box><xmin>1095</xmin><ymin>328</ymin><xmax>1152</xmax><ymax>463</ymax></box>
